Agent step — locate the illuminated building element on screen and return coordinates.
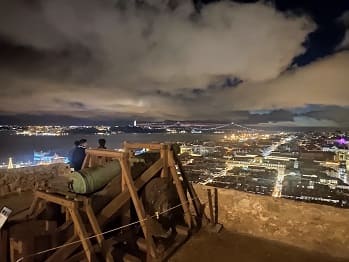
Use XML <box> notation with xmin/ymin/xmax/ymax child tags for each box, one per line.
<box><xmin>33</xmin><ymin>151</ymin><xmax>68</xmax><ymax>165</ymax></box>
<box><xmin>338</xmin><ymin>161</ymin><xmax>347</xmax><ymax>184</ymax></box>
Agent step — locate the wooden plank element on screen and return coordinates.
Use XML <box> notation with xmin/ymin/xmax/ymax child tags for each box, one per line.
<box><xmin>85</xmin><ymin>149</ymin><xmax>124</xmax><ymax>159</ymax></box>
<box><xmin>35</xmin><ymin>191</ymin><xmax>76</xmax><ymax>209</ymax></box>
<box><xmin>68</xmin><ymin>207</ymin><xmax>96</xmax><ymax>262</ymax></box>
<box><xmin>120</xmin><ymin>155</ymin><xmax>157</xmax><ymax>258</ymax></box>
<box><xmin>133</xmin><ymin>159</ymin><xmax>163</xmax><ymax>189</ymax></box>
<box><xmin>97</xmin><ymin>158</ymin><xmax>163</xmax><ymax>226</ymax></box>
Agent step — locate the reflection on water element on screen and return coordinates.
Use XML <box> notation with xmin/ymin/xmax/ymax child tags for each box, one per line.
<box><xmin>0</xmin><ymin>133</ymin><xmax>222</xmax><ymax>163</ymax></box>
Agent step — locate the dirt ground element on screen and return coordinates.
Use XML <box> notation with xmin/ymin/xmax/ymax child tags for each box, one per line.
<box><xmin>170</xmin><ymin>228</ymin><xmax>349</xmax><ymax>262</ymax></box>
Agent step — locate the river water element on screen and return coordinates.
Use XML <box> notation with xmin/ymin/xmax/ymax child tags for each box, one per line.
<box><xmin>0</xmin><ymin>133</ymin><xmax>223</xmax><ymax>163</ymax></box>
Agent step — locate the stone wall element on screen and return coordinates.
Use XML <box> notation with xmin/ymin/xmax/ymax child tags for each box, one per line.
<box><xmin>194</xmin><ymin>184</ymin><xmax>349</xmax><ymax>259</ymax></box>
<box><xmin>0</xmin><ymin>164</ymin><xmax>70</xmax><ymax>196</ymax></box>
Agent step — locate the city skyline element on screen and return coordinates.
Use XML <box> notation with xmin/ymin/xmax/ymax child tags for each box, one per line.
<box><xmin>0</xmin><ymin>0</ymin><xmax>348</xmax><ymax>126</ymax></box>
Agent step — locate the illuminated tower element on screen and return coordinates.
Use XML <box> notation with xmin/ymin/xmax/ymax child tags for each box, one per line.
<box><xmin>7</xmin><ymin>157</ymin><xmax>13</xmax><ymax>169</ymax></box>
<box><xmin>133</xmin><ymin>120</ymin><xmax>137</xmax><ymax>127</ymax></box>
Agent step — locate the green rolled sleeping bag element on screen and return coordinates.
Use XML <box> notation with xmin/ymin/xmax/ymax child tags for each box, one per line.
<box><xmin>69</xmin><ymin>160</ymin><xmax>121</xmax><ymax>194</ymax></box>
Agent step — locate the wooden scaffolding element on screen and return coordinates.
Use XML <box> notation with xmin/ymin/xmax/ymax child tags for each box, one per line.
<box><xmin>16</xmin><ymin>142</ymin><xmax>202</xmax><ymax>262</ymax></box>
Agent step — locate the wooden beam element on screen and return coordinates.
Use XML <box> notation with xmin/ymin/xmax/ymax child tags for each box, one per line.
<box><xmin>160</xmin><ymin>144</ymin><xmax>168</xmax><ymax>178</ymax></box>
<box><xmin>171</xmin><ymin>150</ymin><xmax>203</xmax><ymax>219</ymax></box>
<box><xmin>0</xmin><ymin>229</ymin><xmax>8</xmax><ymax>262</ymax></box>
<box><xmin>84</xmin><ymin>199</ymin><xmax>114</xmax><ymax>262</ymax></box>
<box><xmin>133</xmin><ymin>159</ymin><xmax>163</xmax><ymax>188</ymax></box>
<box><xmin>214</xmin><ymin>187</ymin><xmax>218</xmax><ymax>224</ymax></box>
<box><xmin>207</xmin><ymin>189</ymin><xmax>214</xmax><ymax>225</ymax></box>
<box><xmin>10</xmin><ymin>238</ymin><xmax>23</xmax><ymax>262</ymax></box>
<box><xmin>120</xmin><ymin>154</ymin><xmax>157</xmax><ymax>258</ymax></box>
<box><xmin>35</xmin><ymin>191</ymin><xmax>76</xmax><ymax>209</ymax></box>
<box><xmin>123</xmin><ymin>142</ymin><xmax>162</xmax><ymax>151</ymax></box>
<box><xmin>81</xmin><ymin>153</ymin><xmax>91</xmax><ymax>169</ymax></box>
<box><xmin>97</xmin><ymin>158</ymin><xmax>163</xmax><ymax>226</ymax></box>
<box><xmin>68</xmin><ymin>207</ymin><xmax>96</xmax><ymax>262</ymax></box>
<box><xmin>88</xmin><ymin>155</ymin><xmax>93</xmax><ymax>167</ymax></box>
<box><xmin>85</xmin><ymin>149</ymin><xmax>124</xmax><ymax>159</ymax></box>
<box><xmin>27</xmin><ymin>195</ymin><xmax>39</xmax><ymax>217</ymax></box>
<box><xmin>168</xmin><ymin>155</ymin><xmax>192</xmax><ymax>228</ymax></box>
<box><xmin>121</xmin><ymin>154</ymin><xmax>130</xmax><ymax>192</ymax></box>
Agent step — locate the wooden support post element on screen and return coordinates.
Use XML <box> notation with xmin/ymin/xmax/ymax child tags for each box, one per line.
<box><xmin>81</xmin><ymin>153</ymin><xmax>90</xmax><ymax>169</ymax></box>
<box><xmin>207</xmin><ymin>189</ymin><xmax>214</xmax><ymax>225</ymax></box>
<box><xmin>121</xmin><ymin>159</ymin><xmax>129</xmax><ymax>192</ymax></box>
<box><xmin>123</xmin><ymin>141</ymin><xmax>130</xmax><ymax>154</ymax></box>
<box><xmin>84</xmin><ymin>199</ymin><xmax>114</xmax><ymax>262</ymax></box>
<box><xmin>10</xmin><ymin>238</ymin><xmax>23</xmax><ymax>262</ymax></box>
<box><xmin>65</xmin><ymin>207</ymin><xmax>71</xmax><ymax>222</ymax></box>
<box><xmin>88</xmin><ymin>155</ymin><xmax>94</xmax><ymax>167</ymax></box>
<box><xmin>28</xmin><ymin>195</ymin><xmax>39</xmax><ymax>217</ymax></box>
<box><xmin>214</xmin><ymin>188</ymin><xmax>218</xmax><ymax>224</ymax></box>
<box><xmin>168</xmin><ymin>154</ymin><xmax>192</xmax><ymax>228</ymax></box>
<box><xmin>68</xmin><ymin>206</ymin><xmax>96</xmax><ymax>262</ymax></box>
<box><xmin>0</xmin><ymin>229</ymin><xmax>8</xmax><ymax>262</ymax></box>
<box><xmin>89</xmin><ymin>154</ymin><xmax>95</xmax><ymax>168</ymax></box>
<box><xmin>160</xmin><ymin>144</ymin><xmax>169</xmax><ymax>178</ymax></box>
<box><xmin>120</xmin><ymin>154</ymin><xmax>157</xmax><ymax>258</ymax></box>
<box><xmin>171</xmin><ymin>150</ymin><xmax>203</xmax><ymax>219</ymax></box>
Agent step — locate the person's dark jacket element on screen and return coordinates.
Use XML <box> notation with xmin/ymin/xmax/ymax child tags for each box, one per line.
<box><xmin>70</xmin><ymin>145</ymin><xmax>86</xmax><ymax>171</ymax></box>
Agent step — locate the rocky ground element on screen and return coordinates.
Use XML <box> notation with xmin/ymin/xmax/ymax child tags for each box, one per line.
<box><xmin>0</xmin><ymin>163</ymin><xmax>70</xmax><ymax>197</ymax></box>
<box><xmin>170</xmin><ymin>228</ymin><xmax>349</xmax><ymax>262</ymax></box>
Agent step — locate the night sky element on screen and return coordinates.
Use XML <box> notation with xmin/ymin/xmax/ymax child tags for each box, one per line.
<box><xmin>0</xmin><ymin>0</ymin><xmax>348</xmax><ymax>126</ymax></box>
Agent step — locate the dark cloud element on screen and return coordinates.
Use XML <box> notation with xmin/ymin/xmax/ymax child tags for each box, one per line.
<box><xmin>53</xmin><ymin>99</ymin><xmax>87</xmax><ymax>110</ymax></box>
<box><xmin>1</xmin><ymin>0</ymin><xmax>347</xmax><ymax>126</ymax></box>
<box><xmin>245</xmin><ymin>110</ymin><xmax>294</xmax><ymax>124</ymax></box>
<box><xmin>302</xmin><ymin>105</ymin><xmax>349</xmax><ymax>126</ymax></box>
